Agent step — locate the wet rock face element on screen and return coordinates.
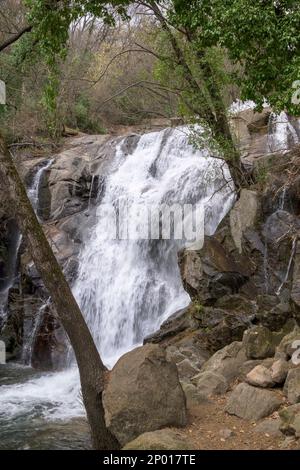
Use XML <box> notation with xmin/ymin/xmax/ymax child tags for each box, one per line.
<box><xmin>291</xmin><ymin>241</ymin><xmax>300</xmax><ymax>309</ymax></box>
<box><xmin>208</xmin><ymin>272</ymin><xmax>249</xmax><ymax>299</ymax></box>
<box><xmin>0</xmin><ymin>218</ymin><xmax>19</xmax><ymax>292</ymax></box>
<box><xmin>47</xmin><ymin>134</ymin><xmax>113</xmax><ymax>221</ymax></box>
<box><xmin>123</xmin><ymin>428</ymin><xmax>194</xmax><ymax>451</ymax></box>
<box><xmin>0</xmin><ymin>287</ymin><xmax>23</xmax><ymax>361</ymax></box>
<box><xmin>0</xmin><ymin>134</ymin><xmax>118</xmax><ymax>369</ymax></box>
<box><xmin>2</xmin><ymin>117</ymin><xmax>300</xmax><ymax>376</ymax></box>
<box><xmin>30</xmin><ymin>305</ymin><xmax>67</xmax><ymax>370</ymax></box>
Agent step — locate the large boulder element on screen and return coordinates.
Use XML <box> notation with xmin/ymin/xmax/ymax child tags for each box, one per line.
<box><xmin>103</xmin><ymin>344</ymin><xmax>187</xmax><ymax>446</ymax></box>
<box><xmin>123</xmin><ymin>429</ymin><xmax>194</xmax><ymax>450</ymax></box>
<box><xmin>239</xmin><ymin>358</ymin><xmax>274</xmax><ymax>379</ymax></box>
<box><xmin>246</xmin><ymin>365</ymin><xmax>274</xmax><ymax>388</ymax></box>
<box><xmin>243</xmin><ymin>326</ymin><xmax>275</xmax><ymax>359</ymax></box>
<box><xmin>284</xmin><ymin>368</ymin><xmax>300</xmax><ymax>404</ymax></box>
<box><xmin>201</xmin><ymin>341</ymin><xmax>247</xmax><ymax>384</ymax></box>
<box><xmin>225</xmin><ymin>382</ymin><xmax>282</xmax><ymax>420</ymax></box>
<box><xmin>191</xmin><ymin>371</ymin><xmax>228</xmax><ymax>397</ymax></box>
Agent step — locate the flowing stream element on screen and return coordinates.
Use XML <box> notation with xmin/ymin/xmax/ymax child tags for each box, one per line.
<box><xmin>0</xmin><ymin>126</ymin><xmax>236</xmax><ymax>448</ymax></box>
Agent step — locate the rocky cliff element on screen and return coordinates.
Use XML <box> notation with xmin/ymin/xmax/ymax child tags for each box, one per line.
<box><xmin>1</xmin><ymin>110</ymin><xmax>300</xmax><ymax>373</ymax></box>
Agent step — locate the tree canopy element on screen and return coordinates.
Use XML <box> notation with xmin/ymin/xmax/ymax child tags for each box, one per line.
<box><xmin>171</xmin><ymin>0</ymin><xmax>300</xmax><ymax>113</ymax></box>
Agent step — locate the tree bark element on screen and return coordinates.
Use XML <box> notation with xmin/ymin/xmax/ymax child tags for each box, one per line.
<box><xmin>0</xmin><ymin>26</ymin><xmax>32</xmax><ymax>53</ymax></box>
<box><xmin>0</xmin><ymin>136</ymin><xmax>120</xmax><ymax>450</ymax></box>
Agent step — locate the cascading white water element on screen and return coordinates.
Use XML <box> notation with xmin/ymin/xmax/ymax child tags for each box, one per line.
<box><xmin>73</xmin><ymin>126</ymin><xmax>235</xmax><ymax>366</ymax></box>
<box><xmin>268</xmin><ymin>112</ymin><xmax>299</xmax><ymax>152</ymax></box>
<box><xmin>0</xmin><ymin>159</ymin><xmax>53</xmax><ymax>322</ymax></box>
<box><xmin>0</xmin><ymin>126</ymin><xmax>235</xmax><ymax>439</ymax></box>
<box><xmin>27</xmin><ymin>159</ymin><xmax>53</xmax><ymax>218</ymax></box>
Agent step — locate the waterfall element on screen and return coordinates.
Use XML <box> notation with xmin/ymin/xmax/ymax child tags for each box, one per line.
<box><xmin>27</xmin><ymin>159</ymin><xmax>53</xmax><ymax>220</ymax></box>
<box><xmin>0</xmin><ymin>223</ymin><xmax>22</xmax><ymax>324</ymax></box>
<box><xmin>0</xmin><ymin>125</ymin><xmax>235</xmax><ymax>429</ymax></box>
<box><xmin>268</xmin><ymin>112</ymin><xmax>299</xmax><ymax>152</ymax></box>
<box><xmin>279</xmin><ymin>187</ymin><xmax>287</xmax><ymax>210</ymax></box>
<box><xmin>73</xmin><ymin>126</ymin><xmax>235</xmax><ymax>366</ymax></box>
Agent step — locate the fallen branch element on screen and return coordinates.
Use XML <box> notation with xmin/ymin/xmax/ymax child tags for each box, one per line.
<box><xmin>8</xmin><ymin>141</ymin><xmax>58</xmax><ymax>149</ymax></box>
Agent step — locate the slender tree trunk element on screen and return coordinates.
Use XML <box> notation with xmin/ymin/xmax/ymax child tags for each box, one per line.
<box><xmin>0</xmin><ymin>136</ymin><xmax>119</xmax><ymax>450</ymax></box>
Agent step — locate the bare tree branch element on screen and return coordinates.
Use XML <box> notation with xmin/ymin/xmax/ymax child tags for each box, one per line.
<box><xmin>0</xmin><ymin>25</ymin><xmax>32</xmax><ymax>53</ymax></box>
<box><xmin>96</xmin><ymin>80</ymin><xmax>181</xmax><ymax>110</ymax></box>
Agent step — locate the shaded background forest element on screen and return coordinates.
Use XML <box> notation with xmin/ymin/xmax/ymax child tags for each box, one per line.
<box><xmin>0</xmin><ymin>0</ymin><xmax>238</xmax><ymax>141</ymax></box>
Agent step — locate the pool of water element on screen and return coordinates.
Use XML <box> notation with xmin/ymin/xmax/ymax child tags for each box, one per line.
<box><xmin>0</xmin><ymin>364</ymin><xmax>91</xmax><ymax>450</ymax></box>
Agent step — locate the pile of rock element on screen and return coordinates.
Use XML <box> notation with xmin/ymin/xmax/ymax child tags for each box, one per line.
<box><xmin>165</xmin><ymin>322</ymin><xmax>300</xmax><ymax>440</ymax></box>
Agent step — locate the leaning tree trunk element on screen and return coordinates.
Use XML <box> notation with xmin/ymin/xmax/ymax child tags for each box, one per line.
<box><xmin>0</xmin><ymin>136</ymin><xmax>119</xmax><ymax>450</ymax></box>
